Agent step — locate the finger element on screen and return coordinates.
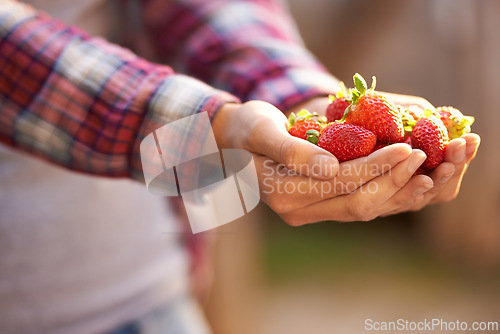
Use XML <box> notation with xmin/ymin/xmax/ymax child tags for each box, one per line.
<box><xmin>248</xmin><ymin>114</ymin><xmax>339</xmax><ymax>180</ymax></box>
<box><xmin>462</xmin><ymin>133</ymin><xmax>481</xmax><ymax>161</ymax></box>
<box><xmin>255</xmin><ymin>155</ymin><xmax>331</xmax><ymax>211</ymax></box>
<box><xmin>428</xmin><ymin>138</ymin><xmax>467</xmax><ymax>203</ymax></box>
<box><xmin>255</xmin><ymin>144</ymin><xmax>413</xmax><ymax>210</ymax></box>
<box><xmin>335</xmin><ymin>143</ymin><xmax>412</xmax><ymax>193</ymax></box>
<box><xmin>378</xmin><ymin>174</ymin><xmax>434</xmax><ymax>216</ymax></box>
<box><xmin>372</xmin><ymin>134</ymin><xmax>480</xmax><ymax>214</ymax></box>
<box><xmin>394</xmin><ymin>133</ymin><xmax>480</xmax><ymax>209</ymax></box>
<box><xmin>279</xmin><ymin>150</ymin><xmax>427</xmax><ymax>225</ymax></box>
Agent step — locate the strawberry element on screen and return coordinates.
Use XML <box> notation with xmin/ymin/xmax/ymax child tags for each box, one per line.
<box><xmin>326</xmin><ymin>82</ymin><xmax>352</xmax><ymax>123</ymax></box>
<box><xmin>411</xmin><ymin>114</ymin><xmax>449</xmax><ymax>170</ymax></box>
<box><xmin>318</xmin><ymin>122</ymin><xmax>376</xmax><ymax>162</ymax></box>
<box><xmin>326</xmin><ymin>96</ymin><xmax>351</xmax><ymax>123</ymax></box>
<box><xmin>342</xmin><ymin>73</ymin><xmax>405</xmax><ymax>144</ymax></box>
<box><xmin>288</xmin><ymin>109</ymin><xmax>325</xmax><ymax>143</ymax></box>
<box><xmin>436</xmin><ymin>106</ymin><xmax>474</xmax><ymax>139</ymax></box>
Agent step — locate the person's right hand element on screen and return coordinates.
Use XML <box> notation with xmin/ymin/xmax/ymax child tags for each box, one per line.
<box><xmin>212</xmin><ymin>101</ymin><xmax>433</xmax><ymax>226</ymax></box>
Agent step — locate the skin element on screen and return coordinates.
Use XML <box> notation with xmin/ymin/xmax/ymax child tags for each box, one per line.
<box><xmin>212</xmin><ymin>94</ymin><xmax>480</xmax><ymax>226</ymax></box>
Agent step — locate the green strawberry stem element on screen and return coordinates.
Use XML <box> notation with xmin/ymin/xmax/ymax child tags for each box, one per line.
<box><xmin>339</xmin><ymin>105</ymin><xmax>350</xmax><ymax>123</ymax></box>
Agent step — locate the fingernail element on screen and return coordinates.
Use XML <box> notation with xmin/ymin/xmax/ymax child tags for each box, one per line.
<box><xmin>413</xmin><ymin>182</ymin><xmax>433</xmax><ymax>197</ymax></box>
<box><xmin>310</xmin><ymin>154</ymin><xmax>339</xmax><ymax>178</ymax></box>
<box><xmin>408</xmin><ymin>151</ymin><xmax>427</xmax><ymax>173</ymax></box>
<box><xmin>466</xmin><ymin>139</ymin><xmax>479</xmax><ymax>156</ymax></box>
<box><xmin>453</xmin><ymin>142</ymin><xmax>466</xmax><ymax>163</ymax></box>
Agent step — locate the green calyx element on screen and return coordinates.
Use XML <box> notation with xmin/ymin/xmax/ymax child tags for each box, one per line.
<box><xmin>351</xmin><ymin>73</ymin><xmax>376</xmax><ymax>105</ymax></box>
<box><xmin>329</xmin><ymin>81</ymin><xmax>351</xmax><ymax>102</ymax></box>
<box><xmin>306</xmin><ymin>129</ymin><xmax>320</xmax><ymax>145</ymax></box>
<box><xmin>339</xmin><ymin>73</ymin><xmax>377</xmax><ymax>123</ymax></box>
<box><xmin>449</xmin><ymin>115</ymin><xmax>475</xmax><ymax>139</ymax></box>
<box><xmin>287</xmin><ymin>109</ymin><xmax>327</xmax><ymax>129</ymax></box>
<box><xmin>402</xmin><ymin>115</ymin><xmax>416</xmax><ymax>134</ymax></box>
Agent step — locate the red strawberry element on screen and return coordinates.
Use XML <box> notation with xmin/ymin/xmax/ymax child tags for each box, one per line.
<box><xmin>436</xmin><ymin>106</ymin><xmax>474</xmax><ymax>139</ymax></box>
<box><xmin>288</xmin><ymin>109</ymin><xmax>323</xmax><ymax>142</ymax></box>
<box><xmin>326</xmin><ymin>96</ymin><xmax>351</xmax><ymax>123</ymax></box>
<box><xmin>318</xmin><ymin>122</ymin><xmax>376</xmax><ymax>162</ymax></box>
<box><xmin>411</xmin><ymin>114</ymin><xmax>449</xmax><ymax>170</ymax></box>
<box><xmin>326</xmin><ymin>82</ymin><xmax>352</xmax><ymax>123</ymax></box>
<box><xmin>342</xmin><ymin>74</ymin><xmax>405</xmax><ymax>144</ymax></box>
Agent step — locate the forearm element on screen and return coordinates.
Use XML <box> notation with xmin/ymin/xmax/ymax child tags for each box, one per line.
<box><xmin>0</xmin><ymin>0</ymin><xmax>238</xmax><ymax>182</ymax></box>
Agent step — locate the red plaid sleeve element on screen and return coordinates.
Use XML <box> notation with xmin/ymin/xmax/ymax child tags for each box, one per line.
<box><xmin>0</xmin><ymin>0</ymin><xmax>238</xmax><ymax>181</ymax></box>
<box><xmin>140</xmin><ymin>0</ymin><xmax>340</xmax><ymax>111</ymax></box>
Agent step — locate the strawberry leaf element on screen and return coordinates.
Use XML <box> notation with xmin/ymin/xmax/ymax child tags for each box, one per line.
<box><xmin>369</xmin><ymin>76</ymin><xmax>377</xmax><ymax>91</ymax></box>
<box><xmin>297</xmin><ymin>109</ymin><xmax>309</xmax><ymax>117</ymax></box>
<box><xmin>305</xmin><ymin>129</ymin><xmax>320</xmax><ymax>137</ymax></box>
<box><xmin>306</xmin><ymin>135</ymin><xmax>319</xmax><ymax>145</ymax></box>
<box><xmin>288</xmin><ymin>112</ymin><xmax>296</xmax><ymax>128</ymax></box>
<box><xmin>353</xmin><ymin>73</ymin><xmax>367</xmax><ymax>95</ymax></box>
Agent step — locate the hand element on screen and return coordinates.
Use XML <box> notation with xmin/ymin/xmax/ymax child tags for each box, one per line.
<box><xmin>285</xmin><ymin>93</ymin><xmax>481</xmax><ymax>217</ymax></box>
<box><xmin>381</xmin><ymin>133</ymin><xmax>480</xmax><ymax>216</ymax></box>
<box><xmin>213</xmin><ymin>100</ymin><xmax>340</xmax><ymax>180</ymax></box>
<box><xmin>213</xmin><ymin>101</ymin><xmax>434</xmax><ymax>225</ymax></box>
<box><xmin>375</xmin><ymin>93</ymin><xmax>481</xmax><ymax>214</ymax></box>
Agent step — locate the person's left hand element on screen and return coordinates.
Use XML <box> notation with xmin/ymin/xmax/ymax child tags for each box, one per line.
<box><xmin>287</xmin><ymin>93</ymin><xmax>481</xmax><ymax>215</ymax></box>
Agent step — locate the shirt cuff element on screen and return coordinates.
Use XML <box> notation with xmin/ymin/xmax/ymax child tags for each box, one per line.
<box><xmin>130</xmin><ymin>74</ymin><xmax>239</xmax><ymax>183</ymax></box>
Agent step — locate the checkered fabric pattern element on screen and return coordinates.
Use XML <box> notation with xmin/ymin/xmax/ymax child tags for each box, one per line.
<box><xmin>0</xmin><ymin>0</ymin><xmax>339</xmax><ymax>182</ymax></box>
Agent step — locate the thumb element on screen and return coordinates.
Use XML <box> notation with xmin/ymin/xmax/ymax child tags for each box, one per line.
<box><xmin>250</xmin><ymin>117</ymin><xmax>339</xmax><ymax>179</ymax></box>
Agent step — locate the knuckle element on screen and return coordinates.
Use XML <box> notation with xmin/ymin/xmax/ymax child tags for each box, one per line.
<box><xmin>391</xmin><ymin>173</ymin><xmax>407</xmax><ymax>189</ymax></box>
<box><xmin>395</xmin><ymin>193</ymin><xmax>413</xmax><ymax>207</ymax></box>
<box><xmin>348</xmin><ymin>200</ymin><xmax>376</xmax><ymax>221</ymax></box>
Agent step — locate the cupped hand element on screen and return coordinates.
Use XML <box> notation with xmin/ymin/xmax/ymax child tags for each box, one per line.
<box><xmin>256</xmin><ymin>145</ymin><xmax>433</xmax><ymax>225</ymax></box>
<box><xmin>285</xmin><ymin>93</ymin><xmax>481</xmax><ymax>218</ymax></box>
<box><xmin>213</xmin><ymin>100</ymin><xmax>435</xmax><ymax>225</ymax></box>
<box><xmin>379</xmin><ymin>92</ymin><xmax>481</xmax><ymax>214</ymax></box>
<box><xmin>381</xmin><ymin>133</ymin><xmax>480</xmax><ymax>216</ymax></box>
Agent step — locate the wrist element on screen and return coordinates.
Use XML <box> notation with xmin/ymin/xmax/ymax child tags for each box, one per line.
<box><xmin>212</xmin><ymin>102</ymin><xmax>241</xmax><ymax>149</ymax></box>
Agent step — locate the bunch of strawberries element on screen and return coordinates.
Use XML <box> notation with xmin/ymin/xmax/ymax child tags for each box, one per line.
<box><xmin>288</xmin><ymin>73</ymin><xmax>474</xmax><ymax>173</ymax></box>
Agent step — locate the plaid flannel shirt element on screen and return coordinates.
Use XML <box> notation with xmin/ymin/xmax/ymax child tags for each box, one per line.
<box><xmin>0</xmin><ymin>0</ymin><xmax>339</xmax><ymax>183</ymax></box>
